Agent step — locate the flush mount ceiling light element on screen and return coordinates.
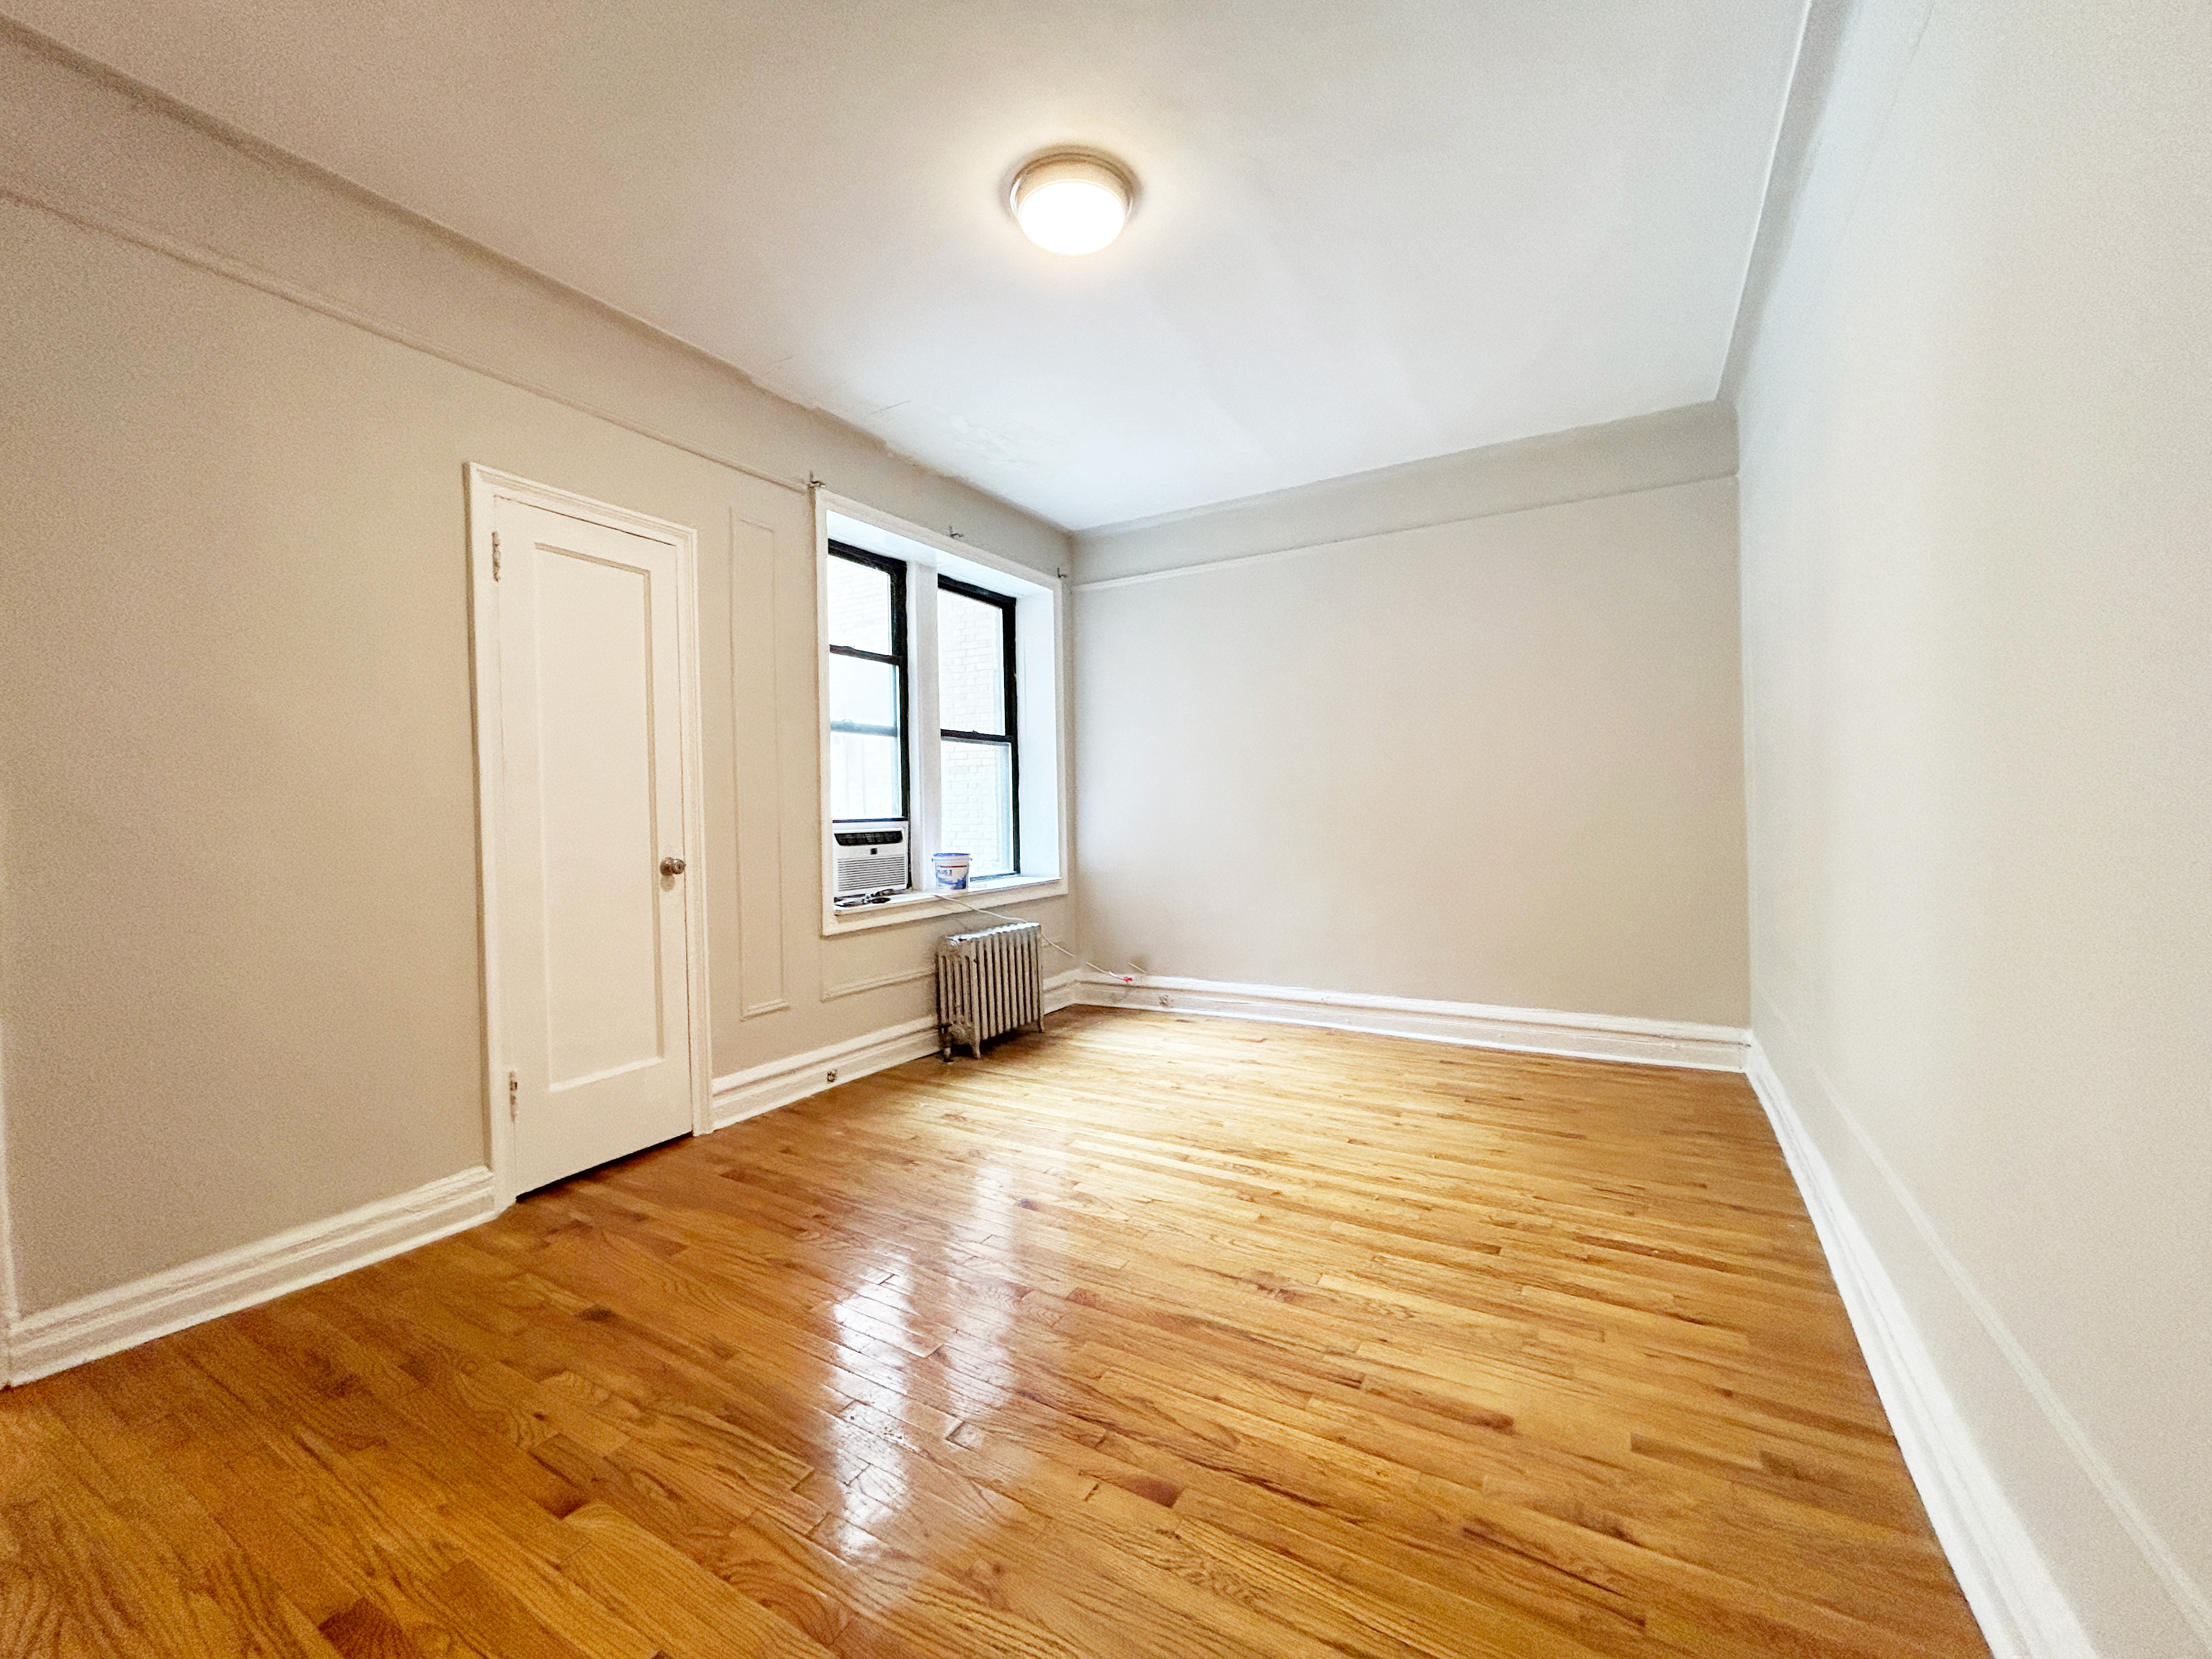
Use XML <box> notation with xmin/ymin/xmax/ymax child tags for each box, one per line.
<box><xmin>1009</xmin><ymin>150</ymin><xmax>1136</xmax><ymax>256</ymax></box>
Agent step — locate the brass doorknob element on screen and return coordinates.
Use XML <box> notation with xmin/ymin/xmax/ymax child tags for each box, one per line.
<box><xmin>660</xmin><ymin>855</ymin><xmax>687</xmax><ymax>877</ymax></box>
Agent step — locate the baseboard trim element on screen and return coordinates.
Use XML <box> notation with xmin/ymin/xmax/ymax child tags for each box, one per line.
<box><xmin>4</xmin><ymin>1166</ymin><xmax>500</xmax><ymax>1386</ymax></box>
<box><xmin>1068</xmin><ymin>973</ymin><xmax>1748</xmax><ymax>1071</ymax></box>
<box><xmin>709</xmin><ymin>1018</ymin><xmax>941</xmax><ymax>1128</ymax></box>
<box><xmin>709</xmin><ymin>972</ymin><xmax>1085</xmax><ymax>1129</ymax></box>
<box><xmin>1743</xmin><ymin>1040</ymin><xmax>2097</xmax><ymax>1659</ymax></box>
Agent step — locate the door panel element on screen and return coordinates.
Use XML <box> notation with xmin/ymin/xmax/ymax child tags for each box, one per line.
<box><xmin>532</xmin><ymin>545</ymin><xmax>663</xmax><ymax>1087</ymax></box>
<box><xmin>496</xmin><ymin>498</ymin><xmax>695</xmax><ymax>1193</ymax></box>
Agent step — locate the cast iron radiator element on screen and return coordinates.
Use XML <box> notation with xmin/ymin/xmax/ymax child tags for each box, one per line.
<box><xmin>936</xmin><ymin>919</ymin><xmax>1043</xmax><ymax>1058</ymax></box>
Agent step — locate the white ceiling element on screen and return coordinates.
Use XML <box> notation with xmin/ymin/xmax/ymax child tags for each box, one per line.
<box><xmin>12</xmin><ymin>1</ymin><xmax>1808</xmax><ymax>530</ymax></box>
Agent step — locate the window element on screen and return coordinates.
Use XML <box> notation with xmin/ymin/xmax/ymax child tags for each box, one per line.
<box><xmin>816</xmin><ymin>498</ymin><xmax>1066</xmax><ymax>930</ymax></box>
<box><xmin>826</xmin><ymin>545</ymin><xmax>907</xmax><ymax>822</ymax></box>
<box><xmin>936</xmin><ymin>578</ymin><xmax>1017</xmax><ymax>878</ymax></box>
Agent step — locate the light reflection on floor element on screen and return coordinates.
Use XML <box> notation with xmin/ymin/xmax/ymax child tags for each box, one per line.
<box><xmin>821</xmin><ymin>1125</ymin><xmax>1031</xmax><ymax>1564</ymax></box>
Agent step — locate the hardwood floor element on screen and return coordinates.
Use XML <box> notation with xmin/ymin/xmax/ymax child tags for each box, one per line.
<box><xmin>0</xmin><ymin>1008</ymin><xmax>1989</xmax><ymax>1658</ymax></box>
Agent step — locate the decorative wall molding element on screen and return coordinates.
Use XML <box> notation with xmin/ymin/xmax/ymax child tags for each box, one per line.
<box><xmin>0</xmin><ymin>166</ymin><xmax>813</xmax><ymax>505</ymax></box>
<box><xmin>1068</xmin><ymin>973</ymin><xmax>1748</xmax><ymax>1071</ymax></box>
<box><xmin>4</xmin><ymin>1167</ymin><xmax>499</xmax><ymax>1387</ymax></box>
<box><xmin>1717</xmin><ymin>0</ymin><xmax>1861</xmax><ymax>398</ymax></box>
<box><xmin>713</xmin><ymin>971</ymin><xmax>1084</xmax><ymax>1127</ymax></box>
<box><xmin>1743</xmin><ymin>1041</ymin><xmax>2099</xmax><ymax>1659</ymax></box>
<box><xmin>0</xmin><ymin>23</ymin><xmax>815</xmax><ymax>502</ymax></box>
<box><xmin>820</xmin><ymin>964</ymin><xmax>935</xmax><ymax>1003</ymax></box>
<box><xmin>0</xmin><ymin>21</ymin><xmax>1068</xmax><ymax>565</ymax></box>
<box><xmin>729</xmin><ymin>510</ymin><xmax>793</xmax><ymax>1019</ymax></box>
<box><xmin>1073</xmin><ymin>403</ymin><xmax>1737</xmax><ymax>589</ymax></box>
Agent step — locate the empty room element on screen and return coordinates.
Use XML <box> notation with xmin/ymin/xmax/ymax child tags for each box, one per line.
<box><xmin>1</xmin><ymin>2</ymin><xmax>2205</xmax><ymax>1656</ymax></box>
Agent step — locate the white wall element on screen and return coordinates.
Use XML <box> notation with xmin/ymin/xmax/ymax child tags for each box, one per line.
<box><xmin>0</xmin><ymin>29</ymin><xmax>1070</xmax><ymax>1317</ymax></box>
<box><xmin>1074</xmin><ymin>409</ymin><xmax>1748</xmax><ymax>1027</ymax></box>
<box><xmin>1735</xmin><ymin>0</ymin><xmax>2212</xmax><ymax>1650</ymax></box>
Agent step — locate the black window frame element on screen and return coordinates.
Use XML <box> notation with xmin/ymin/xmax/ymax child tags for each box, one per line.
<box><xmin>825</xmin><ymin>541</ymin><xmax>910</xmax><ymax>826</ymax></box>
<box><xmin>935</xmin><ymin>574</ymin><xmax>1020</xmax><ymax>877</ymax></box>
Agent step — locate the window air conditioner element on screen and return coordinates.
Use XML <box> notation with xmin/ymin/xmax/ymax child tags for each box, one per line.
<box><xmin>832</xmin><ymin>820</ymin><xmax>910</xmax><ymax>898</ymax></box>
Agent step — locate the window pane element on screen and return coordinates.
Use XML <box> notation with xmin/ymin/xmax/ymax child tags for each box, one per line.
<box><xmin>940</xmin><ymin>739</ymin><xmax>1014</xmax><ymax>878</ymax></box>
<box><xmin>937</xmin><ymin>587</ymin><xmax>1007</xmax><ymax>736</ymax></box>
<box><xmin>828</xmin><ymin>654</ymin><xmax>900</xmax><ymax>733</ymax></box>
<box><xmin>831</xmin><ymin>731</ymin><xmax>904</xmax><ymax>820</ymax></box>
<box><xmin>828</xmin><ymin>554</ymin><xmax>894</xmax><ymax>654</ymax></box>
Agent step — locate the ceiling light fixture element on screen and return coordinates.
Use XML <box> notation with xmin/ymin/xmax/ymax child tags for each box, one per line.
<box><xmin>1009</xmin><ymin>150</ymin><xmax>1136</xmax><ymax>256</ymax></box>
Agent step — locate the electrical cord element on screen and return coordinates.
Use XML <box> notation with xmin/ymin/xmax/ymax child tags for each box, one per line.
<box><xmin>930</xmin><ymin>890</ymin><xmax>1139</xmax><ymax>985</ymax></box>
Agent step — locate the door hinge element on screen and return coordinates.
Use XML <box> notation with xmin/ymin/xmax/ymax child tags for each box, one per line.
<box><xmin>491</xmin><ymin>529</ymin><xmax>502</xmax><ymax>580</ymax></box>
<box><xmin>507</xmin><ymin>1069</ymin><xmax>519</xmax><ymax>1120</ymax></box>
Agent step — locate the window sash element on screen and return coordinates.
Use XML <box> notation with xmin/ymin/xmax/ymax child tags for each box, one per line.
<box><xmin>826</xmin><ymin>543</ymin><xmax>909</xmax><ymax>826</ymax></box>
<box><xmin>935</xmin><ymin>575</ymin><xmax>1018</xmax><ymax>874</ymax></box>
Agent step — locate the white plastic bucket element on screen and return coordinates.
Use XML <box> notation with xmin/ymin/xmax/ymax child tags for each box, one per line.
<box><xmin>931</xmin><ymin>852</ymin><xmax>972</xmax><ymax>891</ymax></box>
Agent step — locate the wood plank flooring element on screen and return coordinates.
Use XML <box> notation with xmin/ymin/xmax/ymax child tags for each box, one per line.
<box><xmin>0</xmin><ymin>1007</ymin><xmax>1990</xmax><ymax>1658</ymax></box>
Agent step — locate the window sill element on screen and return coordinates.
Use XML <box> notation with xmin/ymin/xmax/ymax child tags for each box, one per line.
<box><xmin>820</xmin><ymin>874</ymin><xmax>1068</xmax><ymax>936</ymax></box>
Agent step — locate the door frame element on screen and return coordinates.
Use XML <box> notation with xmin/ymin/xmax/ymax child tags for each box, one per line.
<box><xmin>464</xmin><ymin>464</ymin><xmax>713</xmax><ymax>1206</ymax></box>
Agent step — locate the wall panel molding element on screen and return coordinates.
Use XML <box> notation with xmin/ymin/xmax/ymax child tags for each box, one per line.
<box><xmin>730</xmin><ymin>511</ymin><xmax>791</xmax><ymax>1018</ymax></box>
<box><xmin>820</xmin><ymin>964</ymin><xmax>935</xmax><ymax>1003</ymax></box>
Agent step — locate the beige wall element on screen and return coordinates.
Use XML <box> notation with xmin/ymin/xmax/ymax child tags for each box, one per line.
<box><xmin>1735</xmin><ymin>0</ymin><xmax>2212</xmax><ymax>1650</ymax></box>
<box><xmin>0</xmin><ymin>32</ymin><xmax>1070</xmax><ymax>1313</ymax></box>
<box><xmin>1073</xmin><ymin>419</ymin><xmax>1748</xmax><ymax>1026</ymax></box>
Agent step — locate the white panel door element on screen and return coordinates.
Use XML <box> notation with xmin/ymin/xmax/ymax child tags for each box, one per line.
<box><xmin>493</xmin><ymin>496</ymin><xmax>697</xmax><ymax>1192</ymax></box>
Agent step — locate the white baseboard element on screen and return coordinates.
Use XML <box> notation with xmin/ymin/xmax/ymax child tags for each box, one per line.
<box><xmin>1042</xmin><ymin>969</ymin><xmax>1086</xmax><ymax>1016</ymax></box>
<box><xmin>709</xmin><ymin>970</ymin><xmax>1085</xmax><ymax>1129</ymax></box>
<box><xmin>710</xmin><ymin>1017</ymin><xmax>942</xmax><ymax>1128</ymax></box>
<box><xmin>3</xmin><ymin>968</ymin><xmax>1098</xmax><ymax>1384</ymax></box>
<box><xmin>1067</xmin><ymin>972</ymin><xmax>1748</xmax><ymax>1071</ymax></box>
<box><xmin>4</xmin><ymin>1166</ymin><xmax>500</xmax><ymax>1386</ymax></box>
<box><xmin>1743</xmin><ymin>1040</ymin><xmax>2098</xmax><ymax>1659</ymax></box>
